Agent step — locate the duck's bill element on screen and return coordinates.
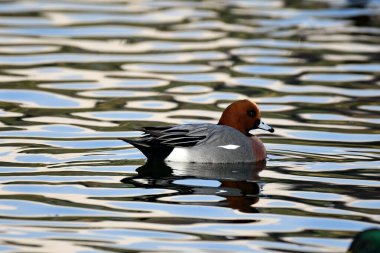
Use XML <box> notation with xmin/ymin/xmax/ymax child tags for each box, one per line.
<box><xmin>257</xmin><ymin>120</ymin><xmax>275</xmax><ymax>133</ymax></box>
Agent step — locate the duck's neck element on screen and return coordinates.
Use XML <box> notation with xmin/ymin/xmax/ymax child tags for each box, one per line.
<box><xmin>218</xmin><ymin>119</ymin><xmax>249</xmax><ymax>136</ymax></box>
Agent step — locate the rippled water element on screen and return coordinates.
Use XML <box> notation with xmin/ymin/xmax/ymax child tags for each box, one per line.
<box><xmin>0</xmin><ymin>0</ymin><xmax>380</xmax><ymax>252</ymax></box>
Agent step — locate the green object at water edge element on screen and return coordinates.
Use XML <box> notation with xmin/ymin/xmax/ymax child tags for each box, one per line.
<box><xmin>348</xmin><ymin>229</ymin><xmax>380</xmax><ymax>253</ymax></box>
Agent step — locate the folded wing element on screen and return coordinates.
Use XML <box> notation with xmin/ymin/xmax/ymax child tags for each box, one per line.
<box><xmin>120</xmin><ymin>124</ymin><xmax>209</xmax><ymax>161</ymax></box>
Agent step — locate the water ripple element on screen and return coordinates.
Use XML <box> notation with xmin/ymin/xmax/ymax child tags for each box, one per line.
<box><xmin>0</xmin><ymin>0</ymin><xmax>379</xmax><ymax>252</ymax></box>
<box><xmin>0</xmin><ymin>89</ymin><xmax>95</xmax><ymax>108</ymax></box>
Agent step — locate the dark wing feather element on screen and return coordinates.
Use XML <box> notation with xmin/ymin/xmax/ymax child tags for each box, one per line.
<box><xmin>120</xmin><ymin>125</ymin><xmax>208</xmax><ymax>161</ymax></box>
<box><xmin>142</xmin><ymin>125</ymin><xmax>206</xmax><ymax>147</ymax></box>
<box><xmin>160</xmin><ymin>135</ymin><xmax>205</xmax><ymax>146</ymax></box>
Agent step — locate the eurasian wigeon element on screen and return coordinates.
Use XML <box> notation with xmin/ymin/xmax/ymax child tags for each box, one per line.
<box><xmin>122</xmin><ymin>99</ymin><xmax>274</xmax><ymax>163</ymax></box>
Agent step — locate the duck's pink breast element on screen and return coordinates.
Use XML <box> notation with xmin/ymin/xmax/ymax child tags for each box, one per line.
<box><xmin>251</xmin><ymin>136</ymin><xmax>267</xmax><ymax>161</ymax></box>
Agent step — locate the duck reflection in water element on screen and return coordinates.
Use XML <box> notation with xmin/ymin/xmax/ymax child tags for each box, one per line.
<box><xmin>121</xmin><ymin>160</ymin><xmax>266</xmax><ymax>213</ymax></box>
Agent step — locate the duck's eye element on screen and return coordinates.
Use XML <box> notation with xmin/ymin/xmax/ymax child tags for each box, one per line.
<box><xmin>247</xmin><ymin>110</ymin><xmax>256</xmax><ymax>117</ymax></box>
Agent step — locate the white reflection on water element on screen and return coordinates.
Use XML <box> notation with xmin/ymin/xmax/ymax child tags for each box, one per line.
<box><xmin>0</xmin><ymin>109</ymin><xmax>23</xmax><ymax>117</ymax></box>
<box><xmin>232</xmin><ymin>77</ymin><xmax>380</xmax><ymax>97</ymax></box>
<box><xmin>230</xmin><ymin>47</ymin><xmax>291</xmax><ymax>56</ymax></box>
<box><xmin>167</xmin><ymin>85</ymin><xmax>213</xmax><ymax>93</ymax></box>
<box><xmin>122</xmin><ymin>63</ymin><xmax>214</xmax><ymax>73</ymax></box>
<box><xmin>40</xmin><ymin>79</ymin><xmax>169</xmax><ymax>90</ymax></box>
<box><xmin>323</xmin><ymin>53</ymin><xmax>369</xmax><ymax>62</ymax></box>
<box><xmin>268</xmin><ymin>144</ymin><xmax>379</xmax><ymax>162</ymax></box>
<box><xmin>159</xmin><ymin>194</ymin><xmax>224</xmax><ymax>203</ymax></box>
<box><xmin>0</xmin><ymin>51</ymin><xmax>227</xmax><ymax>66</ymax></box>
<box><xmin>300</xmin><ymin>113</ymin><xmax>380</xmax><ymax>124</ymax></box>
<box><xmin>47</xmin><ymin>8</ymin><xmax>216</xmax><ymax>26</ymax></box>
<box><xmin>24</xmin><ymin>116</ymin><xmax>119</xmax><ymax>127</ymax></box>
<box><xmin>0</xmin><ymin>45</ymin><xmax>59</xmax><ymax>53</ymax></box>
<box><xmin>359</xmin><ymin>105</ymin><xmax>380</xmax><ymax>112</ymax></box>
<box><xmin>0</xmin><ymin>199</ymin><xmax>124</xmax><ymax>217</ymax></box>
<box><xmin>254</xmin><ymin>95</ymin><xmax>348</xmax><ymax>104</ymax></box>
<box><xmin>78</xmin><ymin>90</ymin><xmax>158</xmax><ymax>98</ymax></box>
<box><xmin>175</xmin><ymin>92</ymin><xmax>247</xmax><ymax>104</ymax></box>
<box><xmin>125</xmin><ymin>100</ymin><xmax>178</xmax><ymax>110</ymax></box>
<box><xmin>74</xmin><ymin>109</ymin><xmax>221</xmax><ymax>125</ymax></box>
<box><xmin>241</xmin><ymin>56</ymin><xmax>303</xmax><ymax>64</ymax></box>
<box><xmin>0</xmin><ymin>0</ymin><xmax>379</xmax><ymax>252</ymax></box>
<box><xmin>300</xmin><ymin>73</ymin><xmax>373</xmax><ymax>82</ymax></box>
<box><xmin>277</xmin><ymin>128</ymin><xmax>380</xmax><ymax>143</ymax></box>
<box><xmin>262</xmin><ymin>170</ymin><xmax>380</xmax><ymax>187</ymax></box>
<box><xmin>233</xmin><ymin>65</ymin><xmax>305</xmax><ymax>75</ymax></box>
<box><xmin>254</xmin><ymin>198</ymin><xmax>372</xmax><ymax>218</ymax></box>
<box><xmin>0</xmin><ymin>25</ymin><xmax>225</xmax><ymax>40</ymax></box>
<box><xmin>0</xmin><ymin>124</ymin><xmax>138</xmax><ymax>139</ymax></box>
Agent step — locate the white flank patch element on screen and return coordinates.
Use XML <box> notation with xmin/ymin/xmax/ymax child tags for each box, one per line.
<box><xmin>165</xmin><ymin>147</ymin><xmax>189</xmax><ymax>162</ymax></box>
<box><xmin>218</xmin><ymin>144</ymin><xmax>240</xmax><ymax>150</ymax></box>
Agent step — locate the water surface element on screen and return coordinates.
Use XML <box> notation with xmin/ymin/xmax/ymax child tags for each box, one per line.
<box><xmin>0</xmin><ymin>0</ymin><xmax>379</xmax><ymax>252</ymax></box>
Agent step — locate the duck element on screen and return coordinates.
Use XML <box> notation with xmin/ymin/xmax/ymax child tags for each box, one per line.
<box><xmin>121</xmin><ymin>99</ymin><xmax>274</xmax><ymax>163</ymax></box>
<box><xmin>348</xmin><ymin>228</ymin><xmax>380</xmax><ymax>253</ymax></box>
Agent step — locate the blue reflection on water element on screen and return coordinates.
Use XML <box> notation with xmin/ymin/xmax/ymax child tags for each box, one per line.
<box><xmin>0</xmin><ymin>89</ymin><xmax>88</xmax><ymax>108</ymax></box>
<box><xmin>301</xmin><ymin>73</ymin><xmax>373</xmax><ymax>82</ymax></box>
<box><xmin>0</xmin><ymin>0</ymin><xmax>379</xmax><ymax>252</ymax></box>
<box><xmin>0</xmin><ymin>200</ymin><xmax>120</xmax><ymax>216</ymax></box>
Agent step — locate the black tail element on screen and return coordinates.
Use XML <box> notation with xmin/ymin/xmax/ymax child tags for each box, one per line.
<box><xmin>120</xmin><ymin>138</ymin><xmax>173</xmax><ymax>162</ymax></box>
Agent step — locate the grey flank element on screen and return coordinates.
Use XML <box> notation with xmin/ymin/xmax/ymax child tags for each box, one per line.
<box><xmin>165</xmin><ymin>124</ymin><xmax>256</xmax><ymax>163</ymax></box>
